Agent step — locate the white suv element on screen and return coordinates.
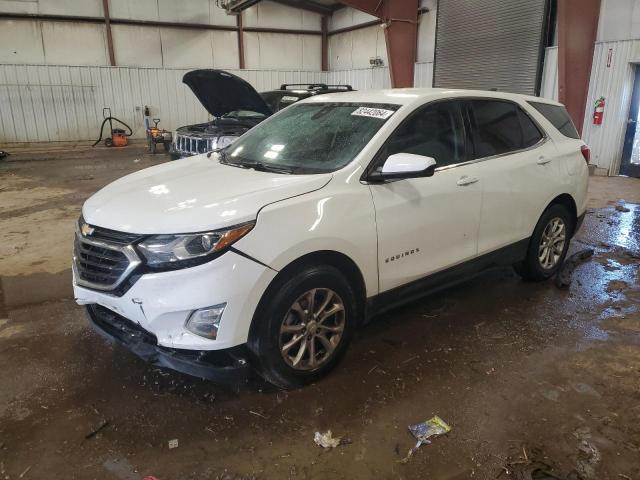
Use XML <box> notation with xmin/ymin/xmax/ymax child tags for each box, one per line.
<box><xmin>73</xmin><ymin>88</ymin><xmax>589</xmax><ymax>388</ymax></box>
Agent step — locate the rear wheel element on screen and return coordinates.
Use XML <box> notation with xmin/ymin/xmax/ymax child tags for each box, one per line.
<box><xmin>514</xmin><ymin>204</ymin><xmax>573</xmax><ymax>281</ymax></box>
<box><xmin>248</xmin><ymin>265</ymin><xmax>356</xmax><ymax>389</ymax></box>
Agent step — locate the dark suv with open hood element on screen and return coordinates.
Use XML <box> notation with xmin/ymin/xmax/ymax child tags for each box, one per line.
<box><xmin>170</xmin><ymin>69</ymin><xmax>353</xmax><ymax>159</ymax></box>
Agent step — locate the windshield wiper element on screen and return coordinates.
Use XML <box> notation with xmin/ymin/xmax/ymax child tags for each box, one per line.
<box><xmin>237</xmin><ymin>161</ymin><xmax>295</xmax><ymax>174</ymax></box>
<box><xmin>212</xmin><ymin>149</ymin><xmax>295</xmax><ymax>174</ymax></box>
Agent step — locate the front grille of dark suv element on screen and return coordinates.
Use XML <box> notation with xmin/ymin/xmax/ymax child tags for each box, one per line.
<box><xmin>175</xmin><ymin>134</ymin><xmax>209</xmax><ymax>156</ymax></box>
<box><xmin>74</xmin><ymin>220</ymin><xmax>144</xmax><ymax>292</ymax></box>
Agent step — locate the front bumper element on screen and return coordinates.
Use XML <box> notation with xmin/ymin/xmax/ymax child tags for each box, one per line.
<box><xmin>73</xmin><ymin>250</ymin><xmax>278</xmax><ymax>351</ymax></box>
<box><xmin>87</xmin><ymin>303</ymin><xmax>250</xmax><ymax>383</ymax></box>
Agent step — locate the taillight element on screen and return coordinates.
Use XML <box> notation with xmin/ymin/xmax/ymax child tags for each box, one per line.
<box><xmin>581</xmin><ymin>145</ymin><xmax>590</xmax><ymax>163</ymax></box>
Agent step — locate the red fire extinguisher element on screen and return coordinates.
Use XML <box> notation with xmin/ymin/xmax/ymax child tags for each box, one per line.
<box><xmin>593</xmin><ymin>96</ymin><xmax>605</xmax><ymax>125</ymax></box>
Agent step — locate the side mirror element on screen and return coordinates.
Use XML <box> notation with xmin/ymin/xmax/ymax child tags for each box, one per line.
<box><xmin>369</xmin><ymin>153</ymin><xmax>437</xmax><ymax>181</ymax></box>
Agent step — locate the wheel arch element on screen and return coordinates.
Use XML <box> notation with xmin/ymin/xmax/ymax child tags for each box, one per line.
<box><xmin>248</xmin><ymin>250</ymin><xmax>368</xmax><ymax>342</ymax></box>
<box><xmin>543</xmin><ymin>193</ymin><xmax>578</xmax><ymax>235</ymax></box>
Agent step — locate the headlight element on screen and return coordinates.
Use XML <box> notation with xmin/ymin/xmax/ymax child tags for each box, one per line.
<box><xmin>137</xmin><ymin>222</ymin><xmax>254</xmax><ymax>268</ymax></box>
<box><xmin>217</xmin><ymin>136</ymin><xmax>237</xmax><ymax>149</ymax></box>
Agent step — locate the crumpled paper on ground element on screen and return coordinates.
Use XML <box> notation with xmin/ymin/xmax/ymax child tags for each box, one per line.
<box><xmin>314</xmin><ymin>430</ymin><xmax>342</xmax><ymax>448</ymax></box>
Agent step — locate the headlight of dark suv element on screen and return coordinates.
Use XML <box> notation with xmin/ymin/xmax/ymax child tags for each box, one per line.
<box><xmin>137</xmin><ymin>221</ymin><xmax>254</xmax><ymax>268</ymax></box>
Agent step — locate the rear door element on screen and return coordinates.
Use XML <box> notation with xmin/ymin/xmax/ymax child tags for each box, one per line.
<box><xmin>368</xmin><ymin>100</ymin><xmax>483</xmax><ymax>292</ymax></box>
<box><xmin>466</xmin><ymin>99</ymin><xmax>564</xmax><ymax>254</ymax></box>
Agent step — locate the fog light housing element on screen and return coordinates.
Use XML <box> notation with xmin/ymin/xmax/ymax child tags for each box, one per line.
<box><xmin>185</xmin><ymin>303</ymin><xmax>226</xmax><ymax>339</ymax></box>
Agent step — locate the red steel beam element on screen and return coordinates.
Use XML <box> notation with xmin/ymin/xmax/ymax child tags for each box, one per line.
<box><xmin>557</xmin><ymin>0</ymin><xmax>601</xmax><ymax>134</ymax></box>
<box><xmin>101</xmin><ymin>0</ymin><xmax>116</xmax><ymax>66</ymax></box>
<box><xmin>237</xmin><ymin>12</ymin><xmax>246</xmax><ymax>69</ymax></box>
<box><xmin>339</xmin><ymin>0</ymin><xmax>418</xmax><ymax>88</ymax></box>
<box><xmin>0</xmin><ymin>13</ymin><xmax>320</xmax><ymax>35</ymax></box>
<box><xmin>321</xmin><ymin>16</ymin><xmax>328</xmax><ymax>71</ymax></box>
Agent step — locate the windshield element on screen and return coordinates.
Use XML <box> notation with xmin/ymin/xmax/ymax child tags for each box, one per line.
<box><xmin>221</xmin><ymin>103</ymin><xmax>400</xmax><ymax>174</ymax></box>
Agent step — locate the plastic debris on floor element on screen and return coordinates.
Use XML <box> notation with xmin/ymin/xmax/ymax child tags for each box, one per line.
<box><xmin>314</xmin><ymin>430</ymin><xmax>342</xmax><ymax>449</ymax></box>
<box><xmin>400</xmin><ymin>415</ymin><xmax>451</xmax><ymax>463</ymax></box>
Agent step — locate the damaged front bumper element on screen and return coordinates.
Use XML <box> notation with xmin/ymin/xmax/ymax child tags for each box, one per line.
<box><xmin>86</xmin><ymin>304</ymin><xmax>250</xmax><ymax>384</ymax></box>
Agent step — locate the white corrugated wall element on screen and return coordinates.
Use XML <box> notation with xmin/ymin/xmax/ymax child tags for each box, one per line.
<box><xmin>540</xmin><ymin>46</ymin><xmax>558</xmax><ymax>101</ymax></box>
<box><xmin>414</xmin><ymin>62</ymin><xmax>434</xmax><ymax>87</ymax></box>
<box><xmin>581</xmin><ymin>40</ymin><xmax>638</xmax><ymax>174</ymax></box>
<box><xmin>327</xmin><ymin>67</ymin><xmax>390</xmax><ymax>90</ymax></box>
<box><xmin>0</xmin><ymin>64</ymin><xmax>326</xmax><ymax>143</ymax></box>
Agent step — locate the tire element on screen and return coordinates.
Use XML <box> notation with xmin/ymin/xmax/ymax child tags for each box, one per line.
<box><xmin>248</xmin><ymin>264</ymin><xmax>357</xmax><ymax>389</ymax></box>
<box><xmin>104</xmin><ymin>138</ymin><xmax>113</xmax><ymax>147</ymax></box>
<box><xmin>514</xmin><ymin>204</ymin><xmax>573</xmax><ymax>281</ymax></box>
<box><xmin>163</xmin><ymin>140</ymin><xmax>171</xmax><ymax>152</ymax></box>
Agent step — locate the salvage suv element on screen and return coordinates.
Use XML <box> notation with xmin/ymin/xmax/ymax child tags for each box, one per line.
<box><xmin>73</xmin><ymin>88</ymin><xmax>589</xmax><ymax>388</ymax></box>
<box><xmin>171</xmin><ymin>69</ymin><xmax>353</xmax><ymax>159</ymax></box>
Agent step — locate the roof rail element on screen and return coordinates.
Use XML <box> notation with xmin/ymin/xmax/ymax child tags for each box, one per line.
<box><xmin>279</xmin><ymin>83</ymin><xmax>353</xmax><ymax>91</ymax></box>
<box><xmin>326</xmin><ymin>84</ymin><xmax>353</xmax><ymax>91</ymax></box>
<box><xmin>280</xmin><ymin>83</ymin><xmax>328</xmax><ymax>90</ymax></box>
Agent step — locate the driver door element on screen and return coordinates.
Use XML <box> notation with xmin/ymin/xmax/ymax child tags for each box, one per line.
<box><xmin>367</xmin><ymin>100</ymin><xmax>483</xmax><ymax>292</ymax></box>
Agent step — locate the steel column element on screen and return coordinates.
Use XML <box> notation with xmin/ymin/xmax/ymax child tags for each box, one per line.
<box><xmin>101</xmin><ymin>0</ymin><xmax>116</xmax><ymax>66</ymax></box>
<box><xmin>321</xmin><ymin>16</ymin><xmax>328</xmax><ymax>71</ymax></box>
<box><xmin>237</xmin><ymin>13</ymin><xmax>246</xmax><ymax>69</ymax></box>
<box><xmin>557</xmin><ymin>0</ymin><xmax>601</xmax><ymax>134</ymax></box>
<box><xmin>339</xmin><ymin>0</ymin><xmax>418</xmax><ymax>88</ymax></box>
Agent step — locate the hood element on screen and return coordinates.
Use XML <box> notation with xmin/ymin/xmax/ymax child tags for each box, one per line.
<box><xmin>183</xmin><ymin>69</ymin><xmax>272</xmax><ymax>118</ymax></box>
<box><xmin>82</xmin><ymin>155</ymin><xmax>332</xmax><ymax>234</ymax></box>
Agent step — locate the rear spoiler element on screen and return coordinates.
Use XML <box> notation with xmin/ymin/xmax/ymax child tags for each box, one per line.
<box><xmin>279</xmin><ymin>83</ymin><xmax>353</xmax><ymax>91</ymax></box>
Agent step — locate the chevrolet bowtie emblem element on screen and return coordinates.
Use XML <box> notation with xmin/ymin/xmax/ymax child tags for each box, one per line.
<box><xmin>81</xmin><ymin>223</ymin><xmax>95</xmax><ymax>236</ymax></box>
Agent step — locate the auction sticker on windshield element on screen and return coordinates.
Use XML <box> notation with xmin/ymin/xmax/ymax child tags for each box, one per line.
<box><xmin>351</xmin><ymin>107</ymin><xmax>395</xmax><ymax>120</ymax></box>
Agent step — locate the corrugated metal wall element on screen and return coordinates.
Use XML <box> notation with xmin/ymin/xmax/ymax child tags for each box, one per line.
<box><xmin>540</xmin><ymin>46</ymin><xmax>559</xmax><ymax>101</ymax></box>
<box><xmin>0</xmin><ymin>64</ymin><xmax>326</xmax><ymax>143</ymax></box>
<box><xmin>434</xmin><ymin>0</ymin><xmax>547</xmax><ymax>95</ymax></box>
<box><xmin>327</xmin><ymin>67</ymin><xmax>390</xmax><ymax>90</ymax></box>
<box><xmin>414</xmin><ymin>62</ymin><xmax>434</xmax><ymax>88</ymax></box>
<box><xmin>581</xmin><ymin>40</ymin><xmax>639</xmax><ymax>174</ymax></box>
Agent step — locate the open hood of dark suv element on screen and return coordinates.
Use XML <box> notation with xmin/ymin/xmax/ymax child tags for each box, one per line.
<box><xmin>183</xmin><ymin>69</ymin><xmax>272</xmax><ymax>118</ymax></box>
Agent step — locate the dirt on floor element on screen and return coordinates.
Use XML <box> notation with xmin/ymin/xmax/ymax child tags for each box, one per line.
<box><xmin>0</xmin><ymin>146</ymin><xmax>639</xmax><ymax>480</ymax></box>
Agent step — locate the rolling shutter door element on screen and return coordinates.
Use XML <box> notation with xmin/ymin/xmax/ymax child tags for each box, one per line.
<box><xmin>434</xmin><ymin>0</ymin><xmax>548</xmax><ymax>95</ymax></box>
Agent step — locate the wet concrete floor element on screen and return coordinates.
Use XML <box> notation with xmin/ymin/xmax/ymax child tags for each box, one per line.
<box><xmin>0</xmin><ymin>146</ymin><xmax>639</xmax><ymax>479</ymax></box>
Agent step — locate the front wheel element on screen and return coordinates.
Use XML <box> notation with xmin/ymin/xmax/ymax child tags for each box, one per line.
<box><xmin>248</xmin><ymin>265</ymin><xmax>357</xmax><ymax>389</ymax></box>
<box><xmin>514</xmin><ymin>204</ymin><xmax>573</xmax><ymax>281</ymax></box>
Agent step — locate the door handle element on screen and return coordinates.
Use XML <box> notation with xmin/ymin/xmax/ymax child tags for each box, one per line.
<box><xmin>457</xmin><ymin>176</ymin><xmax>479</xmax><ymax>186</ymax></box>
<box><xmin>537</xmin><ymin>156</ymin><xmax>552</xmax><ymax>165</ymax></box>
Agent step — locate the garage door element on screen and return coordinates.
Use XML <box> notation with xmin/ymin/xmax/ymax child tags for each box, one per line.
<box><xmin>434</xmin><ymin>0</ymin><xmax>548</xmax><ymax>95</ymax></box>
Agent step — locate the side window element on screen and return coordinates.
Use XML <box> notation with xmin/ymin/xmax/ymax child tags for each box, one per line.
<box><xmin>528</xmin><ymin>101</ymin><xmax>580</xmax><ymax>139</ymax></box>
<box><xmin>469</xmin><ymin>100</ymin><xmax>542</xmax><ymax>159</ymax></box>
<box><xmin>518</xmin><ymin>108</ymin><xmax>544</xmax><ymax>148</ymax></box>
<box><xmin>381</xmin><ymin>101</ymin><xmax>466</xmax><ymax>168</ymax></box>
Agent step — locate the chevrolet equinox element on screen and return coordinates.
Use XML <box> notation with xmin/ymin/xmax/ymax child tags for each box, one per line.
<box><xmin>73</xmin><ymin>88</ymin><xmax>589</xmax><ymax>388</ymax></box>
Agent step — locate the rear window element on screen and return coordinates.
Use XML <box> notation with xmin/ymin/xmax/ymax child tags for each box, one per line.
<box><xmin>528</xmin><ymin>101</ymin><xmax>580</xmax><ymax>139</ymax></box>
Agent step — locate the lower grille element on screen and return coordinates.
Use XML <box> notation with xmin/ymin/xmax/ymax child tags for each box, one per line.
<box><xmin>74</xmin><ymin>221</ymin><xmax>142</xmax><ymax>291</ymax></box>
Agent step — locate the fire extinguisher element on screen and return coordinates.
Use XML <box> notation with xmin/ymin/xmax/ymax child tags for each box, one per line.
<box><xmin>593</xmin><ymin>96</ymin><xmax>605</xmax><ymax>125</ymax></box>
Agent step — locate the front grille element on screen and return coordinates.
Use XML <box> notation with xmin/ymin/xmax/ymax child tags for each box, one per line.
<box><xmin>175</xmin><ymin>134</ymin><xmax>209</xmax><ymax>156</ymax></box>
<box><xmin>74</xmin><ymin>220</ymin><xmax>142</xmax><ymax>291</ymax></box>
<box><xmin>84</xmin><ymin>224</ymin><xmax>143</xmax><ymax>245</ymax></box>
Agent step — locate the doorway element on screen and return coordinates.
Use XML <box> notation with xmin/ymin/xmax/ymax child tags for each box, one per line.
<box><xmin>620</xmin><ymin>65</ymin><xmax>640</xmax><ymax>177</ymax></box>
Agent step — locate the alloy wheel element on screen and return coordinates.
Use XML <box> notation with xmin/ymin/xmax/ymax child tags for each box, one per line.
<box><xmin>279</xmin><ymin>288</ymin><xmax>346</xmax><ymax>371</ymax></box>
<box><xmin>538</xmin><ymin>217</ymin><xmax>566</xmax><ymax>269</ymax></box>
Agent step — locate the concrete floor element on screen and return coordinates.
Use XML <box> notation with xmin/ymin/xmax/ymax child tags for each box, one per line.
<box><xmin>0</xmin><ymin>146</ymin><xmax>639</xmax><ymax>480</ymax></box>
